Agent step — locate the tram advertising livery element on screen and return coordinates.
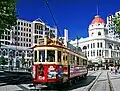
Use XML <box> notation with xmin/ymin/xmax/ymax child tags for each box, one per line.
<box><xmin>31</xmin><ymin>37</ymin><xmax>88</xmax><ymax>85</ymax></box>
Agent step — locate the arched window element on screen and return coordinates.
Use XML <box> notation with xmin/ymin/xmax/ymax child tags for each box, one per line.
<box><xmin>117</xmin><ymin>47</ymin><xmax>119</xmax><ymax>50</ymax></box>
<box><xmin>98</xmin><ymin>24</ymin><xmax>100</xmax><ymax>26</ymax></box>
<box><xmin>78</xmin><ymin>47</ymin><xmax>82</xmax><ymax>52</ymax></box>
<box><xmin>16</xmin><ymin>51</ymin><xmax>19</xmax><ymax>56</ymax></box>
<box><xmin>83</xmin><ymin>46</ymin><xmax>87</xmax><ymax>50</ymax></box>
<box><xmin>83</xmin><ymin>46</ymin><xmax>87</xmax><ymax>56</ymax></box>
<box><xmin>98</xmin><ymin>32</ymin><xmax>101</xmax><ymax>36</ymax></box>
<box><xmin>3</xmin><ymin>50</ymin><xmax>6</xmax><ymax>56</ymax></box>
<box><xmin>109</xmin><ymin>45</ymin><xmax>112</xmax><ymax>49</ymax></box>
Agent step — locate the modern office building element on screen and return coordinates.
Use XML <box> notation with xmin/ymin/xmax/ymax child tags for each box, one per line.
<box><xmin>106</xmin><ymin>11</ymin><xmax>120</xmax><ymax>39</ymax></box>
<box><xmin>0</xmin><ymin>18</ymin><xmax>56</xmax><ymax>68</ymax></box>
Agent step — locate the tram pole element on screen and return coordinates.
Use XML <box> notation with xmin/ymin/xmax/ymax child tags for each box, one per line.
<box><xmin>76</xmin><ymin>36</ymin><xmax>80</xmax><ymax>52</ymax></box>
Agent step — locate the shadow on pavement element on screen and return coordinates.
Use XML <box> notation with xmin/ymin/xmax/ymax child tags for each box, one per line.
<box><xmin>0</xmin><ymin>71</ymin><xmax>32</xmax><ymax>86</ymax></box>
<box><xmin>0</xmin><ymin>71</ymin><xmax>96</xmax><ymax>91</ymax></box>
<box><xmin>41</xmin><ymin>76</ymin><xmax>96</xmax><ymax>91</ymax></box>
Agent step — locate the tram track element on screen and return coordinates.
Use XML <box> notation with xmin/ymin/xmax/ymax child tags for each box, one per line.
<box><xmin>84</xmin><ymin>71</ymin><xmax>102</xmax><ymax>91</ymax></box>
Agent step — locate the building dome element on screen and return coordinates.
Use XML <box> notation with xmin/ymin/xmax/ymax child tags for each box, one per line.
<box><xmin>91</xmin><ymin>15</ymin><xmax>105</xmax><ymax>24</ymax></box>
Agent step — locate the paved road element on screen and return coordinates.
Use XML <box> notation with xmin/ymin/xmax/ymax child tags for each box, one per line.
<box><xmin>20</xmin><ymin>71</ymin><xmax>100</xmax><ymax>91</ymax></box>
<box><xmin>72</xmin><ymin>70</ymin><xmax>101</xmax><ymax>91</ymax></box>
<box><xmin>0</xmin><ymin>71</ymin><xmax>32</xmax><ymax>91</ymax></box>
<box><xmin>0</xmin><ymin>71</ymin><xmax>100</xmax><ymax>91</ymax></box>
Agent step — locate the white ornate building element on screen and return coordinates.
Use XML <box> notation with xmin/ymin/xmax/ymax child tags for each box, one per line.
<box><xmin>70</xmin><ymin>14</ymin><xmax>120</xmax><ymax>68</ymax></box>
<box><xmin>0</xmin><ymin>18</ymin><xmax>56</xmax><ymax>68</ymax></box>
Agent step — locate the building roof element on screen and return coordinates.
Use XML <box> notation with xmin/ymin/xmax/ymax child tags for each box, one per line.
<box><xmin>91</xmin><ymin>15</ymin><xmax>105</xmax><ymax>24</ymax></box>
<box><xmin>35</xmin><ymin>18</ymin><xmax>44</xmax><ymax>23</ymax></box>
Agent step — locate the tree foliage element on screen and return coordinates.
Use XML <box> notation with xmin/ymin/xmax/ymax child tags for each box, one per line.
<box><xmin>111</xmin><ymin>15</ymin><xmax>120</xmax><ymax>34</ymax></box>
<box><xmin>0</xmin><ymin>55</ymin><xmax>7</xmax><ymax>65</ymax></box>
<box><xmin>0</xmin><ymin>0</ymin><xmax>17</xmax><ymax>38</ymax></box>
<box><xmin>21</xmin><ymin>53</ymin><xmax>25</xmax><ymax>67</ymax></box>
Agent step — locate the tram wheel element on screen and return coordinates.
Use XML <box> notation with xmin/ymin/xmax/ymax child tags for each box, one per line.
<box><xmin>68</xmin><ymin>80</ymin><xmax>72</xmax><ymax>86</ymax></box>
<box><xmin>83</xmin><ymin>74</ymin><xmax>87</xmax><ymax>79</ymax></box>
<box><xmin>73</xmin><ymin>79</ymin><xmax>77</xmax><ymax>84</ymax></box>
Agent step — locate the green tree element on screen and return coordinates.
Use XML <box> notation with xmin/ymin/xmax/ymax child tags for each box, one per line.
<box><xmin>21</xmin><ymin>53</ymin><xmax>25</xmax><ymax>68</ymax></box>
<box><xmin>0</xmin><ymin>55</ymin><xmax>7</xmax><ymax>69</ymax></box>
<box><xmin>112</xmin><ymin>15</ymin><xmax>120</xmax><ymax>34</ymax></box>
<box><xmin>0</xmin><ymin>0</ymin><xmax>17</xmax><ymax>46</ymax></box>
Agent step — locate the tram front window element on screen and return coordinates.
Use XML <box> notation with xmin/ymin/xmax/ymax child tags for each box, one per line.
<box><xmin>83</xmin><ymin>59</ymin><xmax>87</xmax><ymax>65</ymax></box>
<box><xmin>47</xmin><ymin>50</ymin><xmax>55</xmax><ymax>62</ymax></box>
<box><xmin>39</xmin><ymin>50</ymin><xmax>45</xmax><ymax>62</ymax></box>
<box><xmin>35</xmin><ymin>51</ymin><xmax>37</xmax><ymax>62</ymax></box>
<box><xmin>58</xmin><ymin>51</ymin><xmax>61</xmax><ymax>62</ymax></box>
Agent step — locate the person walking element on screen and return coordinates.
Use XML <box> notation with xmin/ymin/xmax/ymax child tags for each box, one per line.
<box><xmin>115</xmin><ymin>66</ymin><xmax>117</xmax><ymax>74</ymax></box>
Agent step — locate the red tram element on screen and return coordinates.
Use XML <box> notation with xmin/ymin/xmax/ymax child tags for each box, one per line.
<box><xmin>31</xmin><ymin>37</ymin><xmax>88</xmax><ymax>85</ymax></box>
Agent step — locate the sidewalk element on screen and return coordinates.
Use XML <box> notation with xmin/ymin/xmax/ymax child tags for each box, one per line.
<box><xmin>109</xmin><ymin>72</ymin><xmax>120</xmax><ymax>91</ymax></box>
<box><xmin>90</xmin><ymin>70</ymin><xmax>110</xmax><ymax>91</ymax></box>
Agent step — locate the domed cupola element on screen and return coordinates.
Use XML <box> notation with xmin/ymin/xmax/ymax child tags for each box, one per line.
<box><xmin>91</xmin><ymin>15</ymin><xmax>105</xmax><ymax>24</ymax></box>
<box><xmin>88</xmin><ymin>15</ymin><xmax>107</xmax><ymax>38</ymax></box>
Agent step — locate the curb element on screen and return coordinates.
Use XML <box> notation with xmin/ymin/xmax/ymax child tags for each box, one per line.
<box><xmin>84</xmin><ymin>71</ymin><xmax>102</xmax><ymax>91</ymax></box>
<box><xmin>0</xmin><ymin>83</ymin><xmax>7</xmax><ymax>86</ymax></box>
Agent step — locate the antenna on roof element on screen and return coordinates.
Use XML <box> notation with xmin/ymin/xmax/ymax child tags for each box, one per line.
<box><xmin>96</xmin><ymin>0</ymin><xmax>99</xmax><ymax>15</ymax></box>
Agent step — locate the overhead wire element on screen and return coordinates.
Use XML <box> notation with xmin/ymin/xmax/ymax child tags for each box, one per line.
<box><xmin>44</xmin><ymin>0</ymin><xmax>61</xmax><ymax>37</ymax></box>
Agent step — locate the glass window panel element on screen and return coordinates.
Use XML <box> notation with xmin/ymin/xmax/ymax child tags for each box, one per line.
<box><xmin>47</xmin><ymin>50</ymin><xmax>55</xmax><ymax>62</ymax></box>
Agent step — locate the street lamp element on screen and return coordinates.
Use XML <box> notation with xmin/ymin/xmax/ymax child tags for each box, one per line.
<box><xmin>13</xmin><ymin>24</ymin><xmax>19</xmax><ymax>70</ymax></box>
<box><xmin>8</xmin><ymin>49</ymin><xmax>13</xmax><ymax>71</ymax></box>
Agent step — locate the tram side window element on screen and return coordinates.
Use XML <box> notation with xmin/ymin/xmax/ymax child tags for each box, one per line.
<box><xmin>47</xmin><ymin>50</ymin><xmax>55</xmax><ymax>62</ymax></box>
<box><xmin>39</xmin><ymin>50</ymin><xmax>45</xmax><ymax>62</ymax></box>
<box><xmin>63</xmin><ymin>55</ymin><xmax>65</xmax><ymax>60</ymax></box>
<box><xmin>70</xmin><ymin>55</ymin><xmax>73</xmax><ymax>64</ymax></box>
<box><xmin>77</xmin><ymin>57</ymin><xmax>79</xmax><ymax>65</ymax></box>
<box><xmin>34</xmin><ymin>51</ymin><xmax>37</xmax><ymax>62</ymax></box>
<box><xmin>65</xmin><ymin>55</ymin><xmax>68</xmax><ymax>64</ymax></box>
<box><xmin>66</xmin><ymin>56</ymin><xmax>67</xmax><ymax>61</ymax></box>
<box><xmin>73</xmin><ymin>55</ymin><xmax>75</xmax><ymax>64</ymax></box>
<box><xmin>83</xmin><ymin>59</ymin><xmax>87</xmax><ymax>65</ymax></box>
<box><xmin>58</xmin><ymin>51</ymin><xmax>61</xmax><ymax>62</ymax></box>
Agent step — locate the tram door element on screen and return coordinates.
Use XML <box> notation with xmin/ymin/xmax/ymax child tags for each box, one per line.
<box><xmin>62</xmin><ymin>51</ymin><xmax>69</xmax><ymax>81</ymax></box>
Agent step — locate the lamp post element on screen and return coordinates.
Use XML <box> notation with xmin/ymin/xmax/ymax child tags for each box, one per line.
<box><xmin>9</xmin><ymin>49</ymin><xmax>13</xmax><ymax>71</ymax></box>
<box><xmin>14</xmin><ymin>24</ymin><xmax>19</xmax><ymax>70</ymax></box>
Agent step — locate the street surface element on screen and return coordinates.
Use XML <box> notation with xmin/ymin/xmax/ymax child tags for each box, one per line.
<box><xmin>1</xmin><ymin>70</ymin><xmax>120</xmax><ymax>91</ymax></box>
<box><xmin>0</xmin><ymin>71</ymin><xmax>99</xmax><ymax>91</ymax></box>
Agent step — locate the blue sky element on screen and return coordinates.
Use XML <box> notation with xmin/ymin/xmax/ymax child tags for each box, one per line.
<box><xmin>17</xmin><ymin>0</ymin><xmax>120</xmax><ymax>40</ymax></box>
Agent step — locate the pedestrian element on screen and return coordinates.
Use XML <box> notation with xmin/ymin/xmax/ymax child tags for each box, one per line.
<box><xmin>115</xmin><ymin>66</ymin><xmax>117</xmax><ymax>74</ymax></box>
<box><xmin>111</xmin><ymin>68</ymin><xmax>113</xmax><ymax>73</ymax></box>
<box><xmin>93</xmin><ymin>67</ymin><xmax>95</xmax><ymax>71</ymax></box>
